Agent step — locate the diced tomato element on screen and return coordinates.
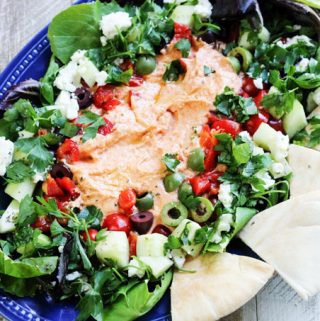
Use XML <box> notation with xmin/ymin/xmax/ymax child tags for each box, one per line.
<box><xmin>129</xmin><ymin>232</ymin><xmax>137</xmax><ymax>256</ymax></box>
<box><xmin>102</xmin><ymin>213</ymin><xmax>131</xmax><ymax>235</ymax></box>
<box><xmin>269</xmin><ymin>118</ymin><xmax>284</xmax><ymax>132</ymax></box>
<box><xmin>199</xmin><ymin>125</ymin><xmax>218</xmax><ymax>151</ymax></box>
<box><xmin>245</xmin><ymin>111</ymin><xmax>270</xmax><ymax>136</ymax></box>
<box><xmin>129</xmin><ymin>75</ymin><xmax>144</xmax><ymax>87</ymax></box>
<box><xmin>98</xmin><ymin>118</ymin><xmax>114</xmax><ymax>136</ymax></box>
<box><xmin>56</xmin><ymin>177</ymin><xmax>79</xmax><ymax>199</ymax></box>
<box><xmin>204</xmin><ymin>148</ymin><xmax>217</xmax><ymax>172</ymax></box>
<box><xmin>81</xmin><ymin>228</ymin><xmax>98</xmax><ymax>242</ymax></box>
<box><xmin>57</xmin><ymin>139</ymin><xmax>79</xmax><ymax>163</ymax></box>
<box><xmin>118</xmin><ymin>188</ymin><xmax>136</xmax><ymax>211</ymax></box>
<box><xmin>46</xmin><ymin>177</ymin><xmax>64</xmax><ymax>198</ymax></box>
<box><xmin>190</xmin><ymin>175</ymin><xmax>211</xmax><ymax>196</ymax></box>
<box><xmin>242</xmin><ymin>77</ymin><xmax>259</xmax><ymax>97</ymax></box>
<box><xmin>253</xmin><ymin>90</ymin><xmax>268</xmax><ymax>108</ymax></box>
<box><xmin>212</xmin><ymin>119</ymin><xmax>241</xmax><ymax>139</ymax></box>
<box><xmin>93</xmin><ymin>85</ymin><xmax>121</xmax><ymax>111</ymax></box>
<box><xmin>173</xmin><ymin>22</ymin><xmax>192</xmax><ymax>41</ymax></box>
<box><xmin>32</xmin><ymin>215</ymin><xmax>52</xmax><ymax>234</ymax></box>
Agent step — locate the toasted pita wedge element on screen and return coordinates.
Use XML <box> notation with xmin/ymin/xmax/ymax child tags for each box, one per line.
<box><xmin>240</xmin><ymin>191</ymin><xmax>320</xmax><ymax>300</ymax></box>
<box><xmin>171</xmin><ymin>253</ymin><xmax>274</xmax><ymax>321</ymax></box>
<box><xmin>288</xmin><ymin>144</ymin><xmax>320</xmax><ymax>197</ymax></box>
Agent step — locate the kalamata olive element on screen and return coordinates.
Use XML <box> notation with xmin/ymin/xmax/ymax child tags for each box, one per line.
<box><xmin>152</xmin><ymin>224</ymin><xmax>171</xmax><ymax>237</ymax></box>
<box><xmin>130</xmin><ymin>211</ymin><xmax>154</xmax><ymax>234</ymax></box>
<box><xmin>50</xmin><ymin>163</ymin><xmax>73</xmax><ymax>179</ymax></box>
<box><xmin>74</xmin><ymin>87</ymin><xmax>92</xmax><ymax>109</ymax></box>
<box><xmin>199</xmin><ymin>30</ymin><xmax>218</xmax><ymax>44</ymax></box>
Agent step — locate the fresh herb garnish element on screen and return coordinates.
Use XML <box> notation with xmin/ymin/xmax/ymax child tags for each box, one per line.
<box><xmin>204</xmin><ymin>65</ymin><xmax>215</xmax><ymax>76</ymax></box>
<box><xmin>77</xmin><ymin>111</ymin><xmax>106</xmax><ymax>142</ymax></box>
<box><xmin>163</xmin><ymin>60</ymin><xmax>186</xmax><ymax>82</ymax></box>
<box><xmin>214</xmin><ymin>87</ymin><xmax>258</xmax><ymax>123</ymax></box>
<box><xmin>174</xmin><ymin>39</ymin><xmax>191</xmax><ymax>58</ymax></box>
<box><xmin>107</xmin><ymin>66</ymin><xmax>133</xmax><ymax>85</ymax></box>
<box><xmin>162</xmin><ymin>153</ymin><xmax>181</xmax><ymax>172</ymax></box>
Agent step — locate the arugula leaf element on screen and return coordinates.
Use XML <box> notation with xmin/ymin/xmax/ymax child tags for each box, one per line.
<box><xmin>214</xmin><ymin>87</ymin><xmax>258</xmax><ymax>122</ymax></box>
<box><xmin>5</xmin><ymin>161</ymin><xmax>35</xmax><ymax>183</ymax></box>
<box><xmin>107</xmin><ymin>66</ymin><xmax>133</xmax><ymax>85</ymax></box>
<box><xmin>48</xmin><ymin>1</ymin><xmax>123</xmax><ymax>63</ymax></box>
<box><xmin>15</xmin><ymin>137</ymin><xmax>54</xmax><ymax>172</ymax></box>
<box><xmin>174</xmin><ymin>39</ymin><xmax>191</xmax><ymax>58</ymax></box>
<box><xmin>101</xmin><ymin>271</ymin><xmax>173</xmax><ymax>321</ymax></box>
<box><xmin>17</xmin><ymin>195</ymin><xmax>36</xmax><ymax>227</ymax></box>
<box><xmin>163</xmin><ymin>60</ymin><xmax>186</xmax><ymax>82</ymax></box>
<box><xmin>162</xmin><ymin>153</ymin><xmax>180</xmax><ymax>172</ymax></box>
<box><xmin>39</xmin><ymin>55</ymin><xmax>59</xmax><ymax>104</ymax></box>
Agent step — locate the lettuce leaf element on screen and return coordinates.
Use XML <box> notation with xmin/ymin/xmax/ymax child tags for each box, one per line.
<box><xmin>0</xmin><ymin>274</ymin><xmax>40</xmax><ymax>297</ymax></box>
<box><xmin>0</xmin><ymin>250</ymin><xmax>58</xmax><ymax>278</ymax></box>
<box><xmin>101</xmin><ymin>271</ymin><xmax>173</xmax><ymax>321</ymax></box>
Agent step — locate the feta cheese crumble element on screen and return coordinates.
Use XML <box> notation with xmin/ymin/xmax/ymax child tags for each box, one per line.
<box><xmin>100</xmin><ymin>12</ymin><xmax>132</xmax><ymax>45</ymax></box>
<box><xmin>270</xmin><ymin>131</ymin><xmax>290</xmax><ymax>162</ymax></box>
<box><xmin>194</xmin><ymin>0</ymin><xmax>213</xmax><ymax>18</ymax></box>
<box><xmin>55</xmin><ymin>91</ymin><xmax>79</xmax><ymax>120</ymax></box>
<box><xmin>252</xmin><ymin>170</ymin><xmax>275</xmax><ymax>191</ymax></box>
<box><xmin>269</xmin><ymin>160</ymin><xmax>291</xmax><ymax>179</ymax></box>
<box><xmin>128</xmin><ymin>258</ymin><xmax>145</xmax><ymax>278</ymax></box>
<box><xmin>0</xmin><ymin>137</ymin><xmax>14</xmax><ymax>176</ymax></box>
<box><xmin>218</xmin><ymin>182</ymin><xmax>233</xmax><ymax>209</ymax></box>
<box><xmin>54</xmin><ymin>50</ymin><xmax>108</xmax><ymax>92</ymax></box>
<box><xmin>276</xmin><ymin>35</ymin><xmax>314</xmax><ymax>49</ymax></box>
<box><xmin>253</xmin><ymin>78</ymin><xmax>264</xmax><ymax>90</ymax></box>
<box><xmin>295</xmin><ymin>58</ymin><xmax>310</xmax><ymax>73</ymax></box>
<box><xmin>210</xmin><ymin>214</ymin><xmax>234</xmax><ymax>244</ymax></box>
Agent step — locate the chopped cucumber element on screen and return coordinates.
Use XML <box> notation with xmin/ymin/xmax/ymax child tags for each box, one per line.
<box><xmin>171</xmin><ymin>248</ymin><xmax>186</xmax><ymax>269</ymax></box>
<box><xmin>0</xmin><ymin>200</ymin><xmax>19</xmax><ymax>233</ymax></box>
<box><xmin>267</xmin><ymin>86</ymin><xmax>283</xmax><ymax>119</ymax></box>
<box><xmin>283</xmin><ymin>99</ymin><xmax>307</xmax><ymax>138</ymax></box>
<box><xmin>5</xmin><ymin>179</ymin><xmax>36</xmax><ymax>202</ymax></box>
<box><xmin>307</xmin><ymin>87</ymin><xmax>320</xmax><ymax>113</ymax></box>
<box><xmin>238</xmin><ymin>27</ymin><xmax>270</xmax><ymax>50</ymax></box>
<box><xmin>137</xmin><ymin>233</ymin><xmax>167</xmax><ymax>257</ymax></box>
<box><xmin>139</xmin><ymin>256</ymin><xmax>173</xmax><ymax>279</ymax></box>
<box><xmin>171</xmin><ymin>5</ymin><xmax>195</xmax><ymax>27</ymax></box>
<box><xmin>172</xmin><ymin>219</ymin><xmax>203</xmax><ymax>257</ymax></box>
<box><xmin>96</xmin><ymin>231</ymin><xmax>129</xmax><ymax>268</ymax></box>
<box><xmin>253</xmin><ymin>123</ymin><xmax>289</xmax><ymax>162</ymax></box>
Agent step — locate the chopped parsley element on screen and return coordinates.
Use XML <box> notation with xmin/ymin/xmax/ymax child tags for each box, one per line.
<box><xmin>163</xmin><ymin>60</ymin><xmax>186</xmax><ymax>82</ymax></box>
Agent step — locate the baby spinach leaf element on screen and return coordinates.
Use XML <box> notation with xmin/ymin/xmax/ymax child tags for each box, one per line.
<box><xmin>48</xmin><ymin>2</ymin><xmax>122</xmax><ymax>64</ymax></box>
<box><xmin>0</xmin><ymin>274</ymin><xmax>41</xmax><ymax>297</ymax></box>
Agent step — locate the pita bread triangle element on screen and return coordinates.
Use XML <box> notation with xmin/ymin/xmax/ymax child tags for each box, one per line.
<box><xmin>171</xmin><ymin>252</ymin><xmax>274</xmax><ymax>321</ymax></box>
<box><xmin>288</xmin><ymin>144</ymin><xmax>320</xmax><ymax>197</ymax></box>
<box><xmin>240</xmin><ymin>190</ymin><xmax>320</xmax><ymax>300</ymax></box>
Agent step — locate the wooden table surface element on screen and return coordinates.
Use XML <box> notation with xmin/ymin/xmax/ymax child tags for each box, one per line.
<box><xmin>0</xmin><ymin>1</ymin><xmax>319</xmax><ymax>321</ymax></box>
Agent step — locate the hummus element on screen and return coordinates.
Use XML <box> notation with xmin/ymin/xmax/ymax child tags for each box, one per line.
<box><xmin>70</xmin><ymin>40</ymin><xmax>241</xmax><ymax>223</ymax></box>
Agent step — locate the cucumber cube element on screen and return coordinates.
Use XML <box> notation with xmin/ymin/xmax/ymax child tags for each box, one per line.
<box><xmin>283</xmin><ymin>99</ymin><xmax>307</xmax><ymax>138</ymax></box>
<box><xmin>0</xmin><ymin>200</ymin><xmax>19</xmax><ymax>233</ymax></box>
<box><xmin>137</xmin><ymin>233</ymin><xmax>167</xmax><ymax>257</ymax></box>
<box><xmin>172</xmin><ymin>219</ymin><xmax>203</xmax><ymax>257</ymax></box>
<box><xmin>139</xmin><ymin>256</ymin><xmax>173</xmax><ymax>279</ymax></box>
<box><xmin>96</xmin><ymin>231</ymin><xmax>129</xmax><ymax>268</ymax></box>
<box><xmin>5</xmin><ymin>179</ymin><xmax>36</xmax><ymax>202</ymax></box>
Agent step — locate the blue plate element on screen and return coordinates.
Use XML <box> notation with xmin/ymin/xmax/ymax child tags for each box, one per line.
<box><xmin>0</xmin><ymin>1</ymin><xmax>255</xmax><ymax>320</ymax></box>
